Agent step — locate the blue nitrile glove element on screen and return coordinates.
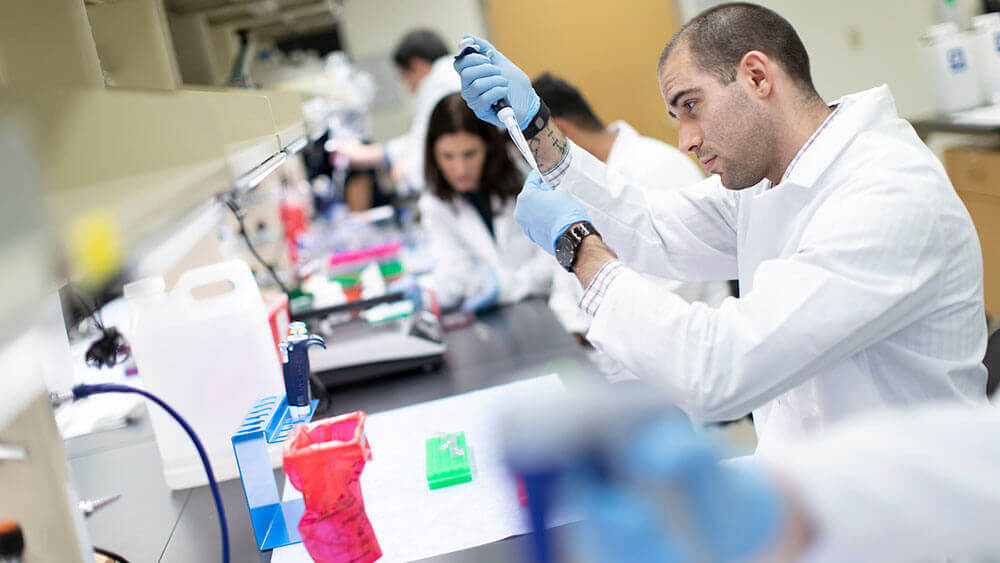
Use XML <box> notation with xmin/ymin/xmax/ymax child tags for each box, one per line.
<box><xmin>453</xmin><ymin>35</ymin><xmax>540</xmax><ymax>130</ymax></box>
<box><xmin>514</xmin><ymin>171</ymin><xmax>590</xmax><ymax>255</ymax></box>
<box><xmin>386</xmin><ymin>275</ymin><xmax>424</xmax><ymax>309</ymax></box>
<box><xmin>461</xmin><ymin>264</ymin><xmax>500</xmax><ymax>313</ymax></box>
<box><xmin>575</xmin><ymin>416</ymin><xmax>786</xmax><ymax>562</ymax></box>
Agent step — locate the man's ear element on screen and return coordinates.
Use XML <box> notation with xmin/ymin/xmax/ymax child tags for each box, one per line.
<box><xmin>552</xmin><ymin>116</ymin><xmax>572</xmax><ymax>133</ymax></box>
<box><xmin>740</xmin><ymin>50</ymin><xmax>772</xmax><ymax>99</ymax></box>
<box><xmin>411</xmin><ymin>57</ymin><xmax>432</xmax><ymax>74</ymax></box>
<box><xmin>553</xmin><ymin>116</ymin><xmax>586</xmax><ymax>143</ymax></box>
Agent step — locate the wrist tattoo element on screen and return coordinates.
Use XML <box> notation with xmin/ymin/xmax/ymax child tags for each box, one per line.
<box><xmin>547</xmin><ymin>128</ymin><xmax>566</xmax><ymax>155</ymax></box>
<box><xmin>529</xmin><ymin>121</ymin><xmax>569</xmax><ymax>174</ymax></box>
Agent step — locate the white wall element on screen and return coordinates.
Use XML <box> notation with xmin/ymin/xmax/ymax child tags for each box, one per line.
<box><xmin>338</xmin><ymin>0</ymin><xmax>488</xmax><ymax>141</ymax></box>
<box><xmin>336</xmin><ymin>0</ymin><xmax>986</xmax><ymax>133</ymax></box>
<box><xmin>761</xmin><ymin>0</ymin><xmax>987</xmax><ymax>117</ymax></box>
<box><xmin>679</xmin><ymin>0</ymin><xmax>982</xmax><ymax>118</ymax></box>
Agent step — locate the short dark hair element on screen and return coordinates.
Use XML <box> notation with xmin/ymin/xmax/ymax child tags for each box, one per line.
<box><xmin>393</xmin><ymin>29</ymin><xmax>449</xmax><ymax>69</ymax></box>
<box><xmin>424</xmin><ymin>93</ymin><xmax>522</xmax><ymax>203</ymax></box>
<box><xmin>531</xmin><ymin>73</ymin><xmax>604</xmax><ymax>131</ymax></box>
<box><xmin>659</xmin><ymin>3</ymin><xmax>818</xmax><ymax>95</ymax></box>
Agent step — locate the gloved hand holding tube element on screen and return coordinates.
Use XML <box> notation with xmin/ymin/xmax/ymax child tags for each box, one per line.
<box><xmin>514</xmin><ymin>171</ymin><xmax>590</xmax><ymax>255</ymax></box>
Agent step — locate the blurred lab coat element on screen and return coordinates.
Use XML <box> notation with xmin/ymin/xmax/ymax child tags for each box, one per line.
<box><xmin>384</xmin><ymin>56</ymin><xmax>460</xmax><ymax>193</ymax></box>
<box><xmin>549</xmin><ymin>85</ymin><xmax>987</xmax><ymax>456</ymax></box>
<box><xmin>760</xmin><ymin>401</ymin><xmax>1000</xmax><ymax>562</ymax></box>
<box><xmin>419</xmin><ymin>192</ymin><xmax>552</xmax><ymax>309</ymax></box>
<box><xmin>548</xmin><ymin>120</ymin><xmax>731</xmax><ymax>335</ymax></box>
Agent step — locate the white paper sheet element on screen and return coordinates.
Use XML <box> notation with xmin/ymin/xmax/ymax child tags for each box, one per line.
<box><xmin>272</xmin><ymin>374</ymin><xmax>574</xmax><ymax>563</ymax></box>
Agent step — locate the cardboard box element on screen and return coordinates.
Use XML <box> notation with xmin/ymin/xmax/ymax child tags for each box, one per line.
<box><xmin>945</xmin><ymin>147</ymin><xmax>1000</xmax><ymax>316</ymax></box>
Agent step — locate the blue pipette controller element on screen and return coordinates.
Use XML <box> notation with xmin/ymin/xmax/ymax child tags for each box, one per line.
<box><xmin>278</xmin><ymin>321</ymin><xmax>326</xmax><ymax>419</ymax></box>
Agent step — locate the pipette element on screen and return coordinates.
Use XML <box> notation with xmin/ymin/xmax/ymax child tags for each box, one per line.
<box><xmin>456</xmin><ymin>38</ymin><xmax>542</xmax><ymax>177</ymax></box>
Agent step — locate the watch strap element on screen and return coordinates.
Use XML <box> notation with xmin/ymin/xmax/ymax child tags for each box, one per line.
<box><xmin>565</xmin><ymin>221</ymin><xmax>596</xmax><ymax>245</ymax></box>
<box><xmin>558</xmin><ymin>221</ymin><xmax>598</xmax><ymax>271</ymax></box>
<box><xmin>522</xmin><ymin>102</ymin><xmax>550</xmax><ymax>140</ymax></box>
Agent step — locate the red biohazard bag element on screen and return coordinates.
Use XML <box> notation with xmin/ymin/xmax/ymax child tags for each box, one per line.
<box><xmin>283</xmin><ymin>411</ymin><xmax>381</xmax><ymax>563</ymax></box>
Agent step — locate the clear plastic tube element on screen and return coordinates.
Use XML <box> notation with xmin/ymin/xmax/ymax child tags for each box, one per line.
<box><xmin>497</xmin><ymin>107</ymin><xmax>541</xmax><ymax>178</ymax></box>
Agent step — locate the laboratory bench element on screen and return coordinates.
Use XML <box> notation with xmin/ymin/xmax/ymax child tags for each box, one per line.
<box><xmin>911</xmin><ymin>114</ymin><xmax>1000</xmax><ymax>138</ymax></box>
<box><xmin>66</xmin><ymin>298</ymin><xmax>600</xmax><ymax>562</ymax></box>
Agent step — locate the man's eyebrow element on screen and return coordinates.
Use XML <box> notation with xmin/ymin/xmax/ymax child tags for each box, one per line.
<box><xmin>669</xmin><ymin>87</ymin><xmax>696</xmax><ymax>108</ymax></box>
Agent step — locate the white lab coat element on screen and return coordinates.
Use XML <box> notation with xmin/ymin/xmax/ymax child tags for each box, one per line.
<box><xmin>384</xmin><ymin>56</ymin><xmax>460</xmax><ymax>193</ymax></box>
<box><xmin>548</xmin><ymin>120</ymin><xmax>731</xmax><ymax>335</ymax></box>
<box><xmin>759</xmin><ymin>402</ymin><xmax>1000</xmax><ymax>562</ymax></box>
<box><xmin>419</xmin><ymin>192</ymin><xmax>552</xmax><ymax>309</ymax></box>
<box><xmin>551</xmin><ymin>85</ymin><xmax>987</xmax><ymax>456</ymax></box>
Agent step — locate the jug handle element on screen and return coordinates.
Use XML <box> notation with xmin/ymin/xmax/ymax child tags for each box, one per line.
<box><xmin>173</xmin><ymin>260</ymin><xmax>258</xmax><ymax>315</ymax></box>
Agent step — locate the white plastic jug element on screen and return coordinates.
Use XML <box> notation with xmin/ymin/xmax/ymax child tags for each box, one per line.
<box><xmin>125</xmin><ymin>260</ymin><xmax>283</xmax><ymax>489</ymax></box>
<box><xmin>919</xmin><ymin>22</ymin><xmax>984</xmax><ymax>114</ymax></box>
<box><xmin>973</xmin><ymin>13</ymin><xmax>1000</xmax><ymax>104</ymax></box>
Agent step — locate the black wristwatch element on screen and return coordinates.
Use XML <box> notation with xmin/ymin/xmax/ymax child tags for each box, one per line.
<box><xmin>555</xmin><ymin>221</ymin><xmax>598</xmax><ymax>271</ymax></box>
<box><xmin>522</xmin><ymin>102</ymin><xmax>550</xmax><ymax>140</ymax></box>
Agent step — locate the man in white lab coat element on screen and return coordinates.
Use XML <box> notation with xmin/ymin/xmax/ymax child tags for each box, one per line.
<box><xmin>454</xmin><ymin>3</ymin><xmax>988</xmax><ymax>456</ymax></box>
<box><xmin>335</xmin><ymin>29</ymin><xmax>460</xmax><ymax>193</ymax></box>
<box><xmin>531</xmin><ymin>73</ymin><xmax>731</xmax><ymax>341</ymax></box>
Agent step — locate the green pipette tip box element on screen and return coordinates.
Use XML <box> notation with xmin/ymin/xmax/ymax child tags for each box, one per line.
<box><xmin>426</xmin><ymin>432</ymin><xmax>472</xmax><ymax>489</ymax></box>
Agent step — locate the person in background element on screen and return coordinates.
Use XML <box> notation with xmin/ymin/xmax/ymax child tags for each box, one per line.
<box><xmin>304</xmin><ymin>132</ymin><xmax>391</xmax><ymax>213</ymax></box>
<box><xmin>533</xmin><ymin>73</ymin><xmax>731</xmax><ymax>342</ymax></box>
<box><xmin>334</xmin><ymin>29</ymin><xmax>459</xmax><ymax>195</ymax></box>
<box><xmin>418</xmin><ymin>93</ymin><xmax>552</xmax><ymax>312</ymax></box>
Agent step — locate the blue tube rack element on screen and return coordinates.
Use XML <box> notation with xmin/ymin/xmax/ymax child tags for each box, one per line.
<box><xmin>231</xmin><ymin>395</ymin><xmax>318</xmax><ymax>551</ymax></box>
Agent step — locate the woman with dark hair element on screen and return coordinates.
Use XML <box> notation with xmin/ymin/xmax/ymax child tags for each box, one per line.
<box><xmin>418</xmin><ymin>93</ymin><xmax>552</xmax><ymax>311</ymax></box>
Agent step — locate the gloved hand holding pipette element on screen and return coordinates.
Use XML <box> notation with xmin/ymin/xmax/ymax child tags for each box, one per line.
<box><xmin>454</xmin><ymin>37</ymin><xmax>595</xmax><ymax>258</ymax></box>
<box><xmin>453</xmin><ymin>35</ymin><xmax>539</xmax><ymax>130</ymax></box>
<box><xmin>454</xmin><ymin>35</ymin><xmax>542</xmax><ymax>176</ymax></box>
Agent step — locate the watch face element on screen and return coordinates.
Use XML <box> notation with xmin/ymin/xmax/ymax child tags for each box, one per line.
<box><xmin>555</xmin><ymin>235</ymin><xmax>574</xmax><ymax>269</ymax></box>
